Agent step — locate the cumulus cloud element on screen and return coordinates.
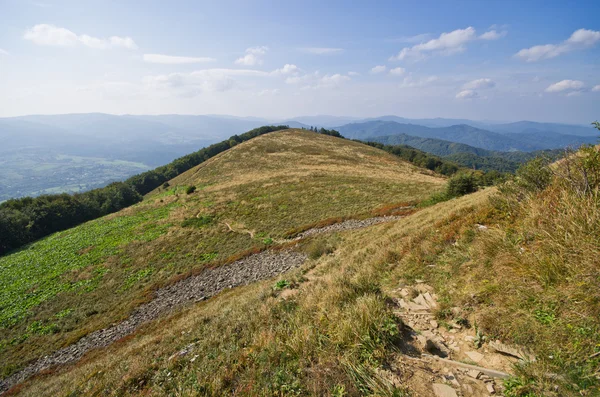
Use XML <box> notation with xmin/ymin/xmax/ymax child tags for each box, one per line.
<box><xmin>272</xmin><ymin>64</ymin><xmax>300</xmax><ymax>75</ymax></box>
<box><xmin>463</xmin><ymin>78</ymin><xmax>495</xmax><ymax>90</ymax></box>
<box><xmin>545</xmin><ymin>79</ymin><xmax>584</xmax><ymax>93</ymax></box>
<box><xmin>391</xmin><ymin>27</ymin><xmax>476</xmax><ymax>61</ymax></box>
<box><xmin>299</xmin><ymin>47</ymin><xmax>344</xmax><ymax>54</ymax></box>
<box><xmin>515</xmin><ymin>28</ymin><xmax>600</xmax><ymax>62</ymax></box>
<box><xmin>390</xmin><ymin>26</ymin><xmax>506</xmax><ymax>61</ymax></box>
<box><xmin>235</xmin><ymin>46</ymin><xmax>268</xmax><ymax>66</ymax></box>
<box><xmin>399</xmin><ymin>75</ymin><xmax>439</xmax><ymax>88</ymax></box>
<box><xmin>143</xmin><ymin>54</ymin><xmax>216</xmax><ymax>64</ymax></box>
<box><xmin>593</xmin><ymin>85</ymin><xmax>600</xmax><ymax>92</ymax></box>
<box><xmin>479</xmin><ymin>30</ymin><xmax>507</xmax><ymax>40</ymax></box>
<box><xmin>348</xmin><ymin>71</ymin><xmax>360</xmax><ymax>76</ymax></box>
<box><xmin>24</xmin><ymin>24</ymin><xmax>137</xmax><ymax>49</ymax></box>
<box><xmin>389</xmin><ymin>67</ymin><xmax>406</xmax><ymax>76</ymax></box>
<box><xmin>144</xmin><ymin>68</ymin><xmax>270</xmax><ymax>96</ymax></box>
<box><xmin>370</xmin><ymin>65</ymin><xmax>387</xmax><ymax>74</ymax></box>
<box><xmin>318</xmin><ymin>73</ymin><xmax>350</xmax><ymax>88</ymax></box>
<box><xmin>456</xmin><ymin>89</ymin><xmax>479</xmax><ymax>99</ymax></box>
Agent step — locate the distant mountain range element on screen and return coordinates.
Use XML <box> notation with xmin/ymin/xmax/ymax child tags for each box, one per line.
<box><xmin>337</xmin><ymin>121</ymin><xmax>598</xmax><ymax>152</ymax></box>
<box><xmin>0</xmin><ymin>113</ymin><xmax>597</xmax><ymax>200</ymax></box>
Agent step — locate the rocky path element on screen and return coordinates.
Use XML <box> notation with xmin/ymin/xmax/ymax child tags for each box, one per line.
<box><xmin>382</xmin><ymin>282</ymin><xmax>534</xmax><ymax>396</ymax></box>
<box><xmin>0</xmin><ymin>215</ymin><xmax>403</xmax><ymax>393</ymax></box>
<box><xmin>293</xmin><ymin>215</ymin><xmax>402</xmax><ymax>239</ymax></box>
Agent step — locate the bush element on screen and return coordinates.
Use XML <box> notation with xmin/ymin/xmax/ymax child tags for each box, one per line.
<box><xmin>446</xmin><ymin>173</ymin><xmax>478</xmax><ymax>197</ymax></box>
<box><xmin>185</xmin><ymin>185</ymin><xmax>196</xmax><ymax>194</ymax></box>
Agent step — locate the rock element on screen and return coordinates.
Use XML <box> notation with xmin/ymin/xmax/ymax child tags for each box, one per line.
<box><xmin>430</xmin><ymin>320</ymin><xmax>439</xmax><ymax>329</ymax></box>
<box><xmin>489</xmin><ymin>340</ymin><xmax>535</xmax><ymax>361</ymax></box>
<box><xmin>462</xmin><ymin>384</ymin><xmax>473</xmax><ymax>394</ymax></box>
<box><xmin>467</xmin><ymin>370</ymin><xmax>482</xmax><ymax>379</ymax></box>
<box><xmin>486</xmin><ymin>383</ymin><xmax>496</xmax><ymax>394</ymax></box>
<box><xmin>464</xmin><ymin>335</ymin><xmax>476</xmax><ymax>343</ymax></box>
<box><xmin>465</xmin><ymin>351</ymin><xmax>485</xmax><ymax>363</ymax></box>
<box><xmin>423</xmin><ymin>292</ymin><xmax>438</xmax><ymax>308</ymax></box>
<box><xmin>445</xmin><ymin>372</ymin><xmax>460</xmax><ymax>387</ymax></box>
<box><xmin>413</xmin><ymin>294</ymin><xmax>430</xmax><ymax>308</ymax></box>
<box><xmin>476</xmin><ymin>224</ymin><xmax>488</xmax><ymax>231</ymax></box>
<box><xmin>432</xmin><ymin>383</ymin><xmax>458</xmax><ymax>397</ymax></box>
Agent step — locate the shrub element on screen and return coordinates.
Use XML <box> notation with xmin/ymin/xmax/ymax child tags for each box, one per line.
<box><xmin>185</xmin><ymin>185</ymin><xmax>196</xmax><ymax>194</ymax></box>
<box><xmin>446</xmin><ymin>173</ymin><xmax>477</xmax><ymax>197</ymax></box>
<box><xmin>162</xmin><ymin>182</ymin><xmax>170</xmax><ymax>189</ymax></box>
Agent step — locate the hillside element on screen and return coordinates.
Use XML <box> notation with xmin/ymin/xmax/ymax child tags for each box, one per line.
<box><xmin>0</xmin><ymin>130</ymin><xmax>445</xmax><ymax>386</ymax></box>
<box><xmin>337</xmin><ymin>121</ymin><xmax>598</xmax><ymax>152</ymax></box>
<box><xmin>369</xmin><ymin>133</ymin><xmax>567</xmax><ymax>172</ymax></box>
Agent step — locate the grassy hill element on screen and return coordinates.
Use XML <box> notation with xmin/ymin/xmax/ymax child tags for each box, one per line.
<box><xmin>0</xmin><ymin>130</ymin><xmax>444</xmax><ymax>381</ymax></box>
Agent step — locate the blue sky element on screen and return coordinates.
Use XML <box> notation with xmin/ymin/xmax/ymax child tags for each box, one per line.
<box><xmin>0</xmin><ymin>0</ymin><xmax>599</xmax><ymax>123</ymax></box>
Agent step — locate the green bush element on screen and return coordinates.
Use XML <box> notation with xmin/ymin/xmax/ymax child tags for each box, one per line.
<box><xmin>446</xmin><ymin>173</ymin><xmax>478</xmax><ymax>197</ymax></box>
<box><xmin>185</xmin><ymin>185</ymin><xmax>197</xmax><ymax>194</ymax></box>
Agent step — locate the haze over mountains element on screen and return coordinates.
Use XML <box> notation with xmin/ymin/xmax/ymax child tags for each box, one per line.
<box><xmin>1</xmin><ymin>113</ymin><xmax>598</xmax><ymax>200</ymax></box>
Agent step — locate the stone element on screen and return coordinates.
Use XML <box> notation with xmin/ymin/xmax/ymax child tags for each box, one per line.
<box><xmin>489</xmin><ymin>340</ymin><xmax>535</xmax><ymax>361</ymax></box>
<box><xmin>432</xmin><ymin>383</ymin><xmax>458</xmax><ymax>397</ymax></box>
<box><xmin>430</xmin><ymin>320</ymin><xmax>439</xmax><ymax>329</ymax></box>
<box><xmin>413</xmin><ymin>294</ymin><xmax>430</xmax><ymax>308</ymax></box>
<box><xmin>423</xmin><ymin>292</ymin><xmax>438</xmax><ymax>308</ymax></box>
<box><xmin>445</xmin><ymin>372</ymin><xmax>460</xmax><ymax>387</ymax></box>
<box><xmin>467</xmin><ymin>369</ymin><xmax>482</xmax><ymax>379</ymax></box>
<box><xmin>486</xmin><ymin>383</ymin><xmax>496</xmax><ymax>394</ymax></box>
<box><xmin>465</xmin><ymin>351</ymin><xmax>485</xmax><ymax>363</ymax></box>
<box><xmin>462</xmin><ymin>384</ymin><xmax>473</xmax><ymax>394</ymax></box>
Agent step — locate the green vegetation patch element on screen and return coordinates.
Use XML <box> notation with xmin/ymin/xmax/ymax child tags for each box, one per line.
<box><xmin>0</xmin><ymin>203</ymin><xmax>175</xmax><ymax>328</ymax></box>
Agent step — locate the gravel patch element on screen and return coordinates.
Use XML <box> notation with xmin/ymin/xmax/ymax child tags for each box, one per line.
<box><xmin>0</xmin><ymin>250</ymin><xmax>306</xmax><ymax>392</ymax></box>
<box><xmin>0</xmin><ymin>214</ymin><xmax>403</xmax><ymax>392</ymax></box>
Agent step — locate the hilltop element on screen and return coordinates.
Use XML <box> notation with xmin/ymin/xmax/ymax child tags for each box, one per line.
<box><xmin>0</xmin><ymin>129</ymin><xmax>444</xmax><ymax>385</ymax></box>
<box><xmin>2</xmin><ymin>129</ymin><xmax>599</xmax><ymax>396</ymax></box>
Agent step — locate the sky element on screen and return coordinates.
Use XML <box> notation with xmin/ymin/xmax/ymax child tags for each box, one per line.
<box><xmin>0</xmin><ymin>0</ymin><xmax>599</xmax><ymax>123</ymax></box>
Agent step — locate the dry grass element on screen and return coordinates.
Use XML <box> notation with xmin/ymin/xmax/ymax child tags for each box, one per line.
<box><xmin>12</xmin><ymin>188</ymin><xmax>486</xmax><ymax>397</ymax></box>
<box><xmin>0</xmin><ymin>130</ymin><xmax>444</xmax><ymax>379</ymax></box>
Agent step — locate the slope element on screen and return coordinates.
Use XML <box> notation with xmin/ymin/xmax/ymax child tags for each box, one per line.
<box><xmin>338</xmin><ymin>120</ymin><xmax>597</xmax><ymax>152</ymax></box>
<box><xmin>11</xmin><ymin>145</ymin><xmax>600</xmax><ymax>397</ymax></box>
<box><xmin>0</xmin><ymin>129</ymin><xmax>445</xmax><ymax>381</ymax></box>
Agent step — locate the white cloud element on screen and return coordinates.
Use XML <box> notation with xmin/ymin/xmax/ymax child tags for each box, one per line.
<box><xmin>257</xmin><ymin>88</ymin><xmax>280</xmax><ymax>96</ymax></box>
<box><xmin>143</xmin><ymin>54</ymin><xmax>216</xmax><ymax>64</ymax></box>
<box><xmin>144</xmin><ymin>68</ymin><xmax>270</xmax><ymax>96</ymax></box>
<box><xmin>389</xmin><ymin>67</ymin><xmax>406</xmax><ymax>76</ymax></box>
<box><xmin>515</xmin><ymin>28</ymin><xmax>600</xmax><ymax>62</ymax></box>
<box><xmin>299</xmin><ymin>47</ymin><xmax>344</xmax><ymax>55</ymax></box>
<box><xmin>545</xmin><ymin>79</ymin><xmax>584</xmax><ymax>93</ymax></box>
<box><xmin>235</xmin><ymin>46</ymin><xmax>268</xmax><ymax>66</ymax></box>
<box><xmin>391</xmin><ymin>27</ymin><xmax>477</xmax><ymax>61</ymax></box>
<box><xmin>0</xmin><ymin>48</ymin><xmax>9</xmax><ymax>56</ymax></box>
<box><xmin>399</xmin><ymin>75</ymin><xmax>439</xmax><ymax>88</ymax></box>
<box><xmin>24</xmin><ymin>24</ymin><xmax>137</xmax><ymax>49</ymax></box>
<box><xmin>479</xmin><ymin>30</ymin><xmax>507</xmax><ymax>40</ymax></box>
<box><xmin>593</xmin><ymin>85</ymin><xmax>600</xmax><ymax>92</ymax></box>
<box><xmin>272</xmin><ymin>64</ymin><xmax>300</xmax><ymax>75</ymax></box>
<box><xmin>463</xmin><ymin>78</ymin><xmax>495</xmax><ymax>90</ymax></box>
<box><xmin>370</xmin><ymin>65</ymin><xmax>387</xmax><ymax>74</ymax></box>
<box><xmin>348</xmin><ymin>71</ymin><xmax>360</xmax><ymax>76</ymax></box>
<box><xmin>318</xmin><ymin>73</ymin><xmax>350</xmax><ymax>88</ymax></box>
<box><xmin>456</xmin><ymin>89</ymin><xmax>479</xmax><ymax>99</ymax></box>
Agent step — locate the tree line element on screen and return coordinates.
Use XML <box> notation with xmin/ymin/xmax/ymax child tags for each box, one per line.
<box><xmin>0</xmin><ymin>125</ymin><xmax>290</xmax><ymax>255</ymax></box>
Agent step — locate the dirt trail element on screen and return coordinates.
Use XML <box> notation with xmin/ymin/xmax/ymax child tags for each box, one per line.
<box><xmin>381</xmin><ymin>282</ymin><xmax>533</xmax><ymax>396</ymax></box>
<box><xmin>0</xmin><ymin>215</ymin><xmax>403</xmax><ymax>394</ymax></box>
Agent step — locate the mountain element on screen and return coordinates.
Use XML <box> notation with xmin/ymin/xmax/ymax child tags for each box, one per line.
<box><xmin>337</xmin><ymin>120</ymin><xmax>598</xmax><ymax>152</ymax></box>
<box><xmin>0</xmin><ymin>129</ymin><xmax>445</xmax><ymax>387</ymax></box>
<box><xmin>337</xmin><ymin>121</ymin><xmax>535</xmax><ymax>151</ymax></box>
<box><xmin>3</xmin><ymin>130</ymin><xmax>598</xmax><ymax>396</ymax></box>
<box><xmin>492</xmin><ymin>120</ymin><xmax>598</xmax><ymax>137</ymax></box>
